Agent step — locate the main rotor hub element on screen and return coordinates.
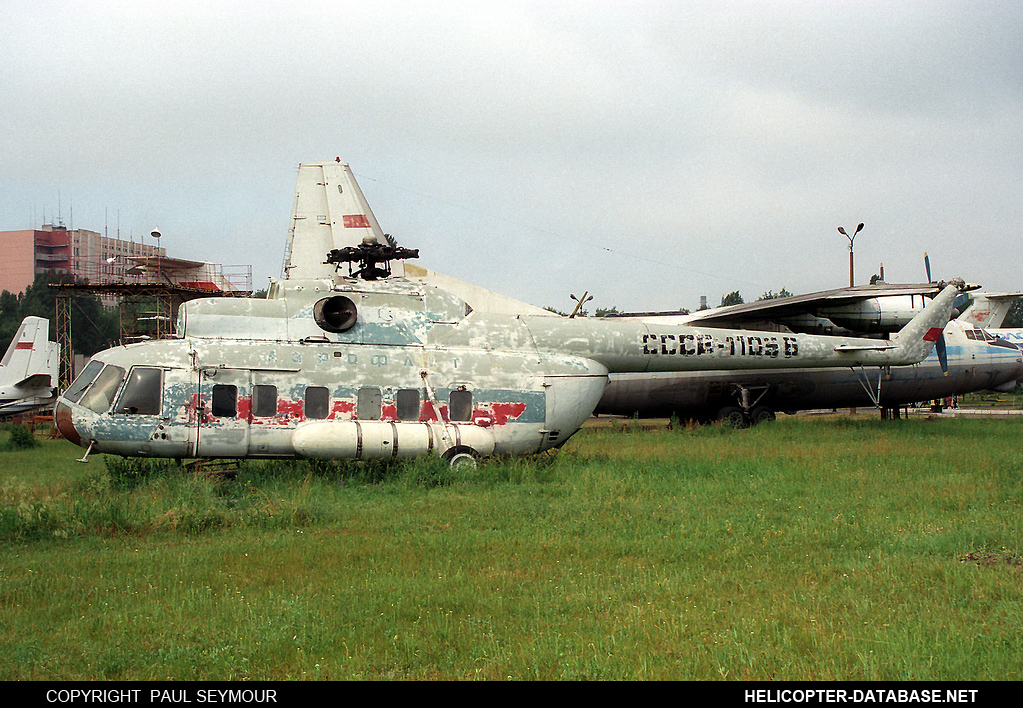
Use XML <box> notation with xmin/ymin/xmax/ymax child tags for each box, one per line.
<box><xmin>325</xmin><ymin>235</ymin><xmax>419</xmax><ymax>280</ymax></box>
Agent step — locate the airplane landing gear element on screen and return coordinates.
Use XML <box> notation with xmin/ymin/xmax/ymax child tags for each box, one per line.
<box><xmin>749</xmin><ymin>405</ymin><xmax>776</xmax><ymax>425</ymax></box>
<box><xmin>717</xmin><ymin>406</ymin><xmax>749</xmax><ymax>429</ymax></box>
<box><xmin>717</xmin><ymin>384</ymin><xmax>775</xmax><ymax>427</ymax></box>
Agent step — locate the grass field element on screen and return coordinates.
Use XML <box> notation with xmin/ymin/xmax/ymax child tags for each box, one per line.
<box><xmin>1</xmin><ymin>414</ymin><xmax>1021</xmax><ymax>681</ymax></box>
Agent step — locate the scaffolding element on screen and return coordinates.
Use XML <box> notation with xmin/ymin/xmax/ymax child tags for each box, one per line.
<box><xmin>51</xmin><ymin>281</ymin><xmax>250</xmax><ymax>391</ymax></box>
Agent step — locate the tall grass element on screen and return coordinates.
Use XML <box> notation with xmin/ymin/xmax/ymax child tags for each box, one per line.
<box><xmin>1</xmin><ymin>416</ymin><xmax>1020</xmax><ymax>680</ymax></box>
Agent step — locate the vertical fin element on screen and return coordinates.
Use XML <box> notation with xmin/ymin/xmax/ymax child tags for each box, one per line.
<box><xmin>282</xmin><ymin>160</ymin><xmax>388</xmax><ymax>280</ymax></box>
<box><xmin>1</xmin><ymin>317</ymin><xmax>58</xmax><ymax>387</ymax></box>
<box><xmin>958</xmin><ymin>293</ymin><xmax>1023</xmax><ymax>329</ymax></box>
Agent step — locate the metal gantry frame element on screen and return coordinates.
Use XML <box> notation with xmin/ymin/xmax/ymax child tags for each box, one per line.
<box><xmin>50</xmin><ymin>282</ymin><xmax>250</xmax><ymax>391</ymax></box>
<box><xmin>55</xmin><ymin>292</ymin><xmax>73</xmax><ymax>393</ymax></box>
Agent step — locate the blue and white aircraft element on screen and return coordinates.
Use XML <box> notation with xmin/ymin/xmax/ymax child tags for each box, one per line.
<box><xmin>0</xmin><ymin>317</ymin><xmax>60</xmax><ymax>417</ymax></box>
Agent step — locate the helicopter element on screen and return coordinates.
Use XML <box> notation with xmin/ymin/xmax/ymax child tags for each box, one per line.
<box><xmin>53</xmin><ymin>160</ymin><xmax>963</xmax><ymax>465</ymax></box>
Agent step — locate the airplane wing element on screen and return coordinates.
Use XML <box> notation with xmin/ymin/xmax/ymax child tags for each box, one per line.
<box><xmin>681</xmin><ymin>283</ymin><xmax>945</xmax><ymax>326</ymax></box>
<box><xmin>614</xmin><ymin>281</ymin><xmax>976</xmax><ymax>336</ymax></box>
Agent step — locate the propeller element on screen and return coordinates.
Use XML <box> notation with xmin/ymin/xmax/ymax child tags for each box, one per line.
<box><xmin>935</xmin><ymin>333</ymin><xmax>948</xmax><ymax>374</ymax></box>
<box><xmin>922</xmin><ymin>252</ymin><xmax>949</xmax><ymax>374</ymax></box>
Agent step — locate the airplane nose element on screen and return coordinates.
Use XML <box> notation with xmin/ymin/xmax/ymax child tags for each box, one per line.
<box><xmin>54</xmin><ymin>401</ymin><xmax>82</xmax><ymax>446</ymax></box>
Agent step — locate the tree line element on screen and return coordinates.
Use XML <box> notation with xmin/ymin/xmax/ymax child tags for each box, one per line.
<box><xmin>0</xmin><ymin>272</ymin><xmax>119</xmax><ymax>358</ymax></box>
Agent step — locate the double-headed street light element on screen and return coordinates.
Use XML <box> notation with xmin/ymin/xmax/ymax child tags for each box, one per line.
<box><xmin>837</xmin><ymin>223</ymin><xmax>864</xmax><ymax>286</ymax></box>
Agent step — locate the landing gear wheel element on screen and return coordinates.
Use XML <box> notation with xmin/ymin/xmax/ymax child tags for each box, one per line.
<box><xmin>717</xmin><ymin>406</ymin><xmax>749</xmax><ymax>429</ymax></box>
<box><xmin>443</xmin><ymin>446</ymin><xmax>479</xmax><ymax>469</ymax></box>
<box><xmin>750</xmin><ymin>406</ymin><xmax>776</xmax><ymax>425</ymax></box>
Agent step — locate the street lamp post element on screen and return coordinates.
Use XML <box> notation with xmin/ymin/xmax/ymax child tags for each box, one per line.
<box><xmin>837</xmin><ymin>223</ymin><xmax>864</xmax><ymax>287</ymax></box>
<box><xmin>151</xmin><ymin>228</ymin><xmax>162</xmax><ymax>283</ymax></box>
<box><xmin>569</xmin><ymin>292</ymin><xmax>593</xmax><ymax>318</ymax></box>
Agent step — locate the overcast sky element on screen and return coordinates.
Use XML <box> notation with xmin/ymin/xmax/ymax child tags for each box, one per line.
<box><xmin>3</xmin><ymin>0</ymin><xmax>1021</xmax><ymax>313</ymax></box>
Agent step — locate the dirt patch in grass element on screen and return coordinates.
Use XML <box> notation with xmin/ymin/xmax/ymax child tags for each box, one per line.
<box><xmin>958</xmin><ymin>550</ymin><xmax>1023</xmax><ymax>571</ymax></box>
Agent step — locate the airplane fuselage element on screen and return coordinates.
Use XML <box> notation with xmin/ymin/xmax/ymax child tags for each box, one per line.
<box><xmin>597</xmin><ymin>322</ymin><xmax>1023</xmax><ymax>419</ymax></box>
<box><xmin>0</xmin><ymin>385</ymin><xmax>57</xmax><ymax>417</ymax></box>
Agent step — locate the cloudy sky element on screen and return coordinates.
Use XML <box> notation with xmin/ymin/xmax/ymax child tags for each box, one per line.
<box><xmin>2</xmin><ymin>0</ymin><xmax>1021</xmax><ymax>313</ymax></box>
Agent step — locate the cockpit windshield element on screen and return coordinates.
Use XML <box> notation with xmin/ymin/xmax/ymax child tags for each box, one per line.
<box><xmin>965</xmin><ymin>328</ymin><xmax>998</xmax><ymax>342</ymax></box>
<box><xmin>79</xmin><ymin>365</ymin><xmax>126</xmax><ymax>414</ymax></box>
<box><xmin>62</xmin><ymin>360</ymin><xmax>105</xmax><ymax>404</ymax></box>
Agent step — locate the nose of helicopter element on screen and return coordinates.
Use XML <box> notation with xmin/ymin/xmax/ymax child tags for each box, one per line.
<box><xmin>54</xmin><ymin>401</ymin><xmax>82</xmax><ymax>446</ymax></box>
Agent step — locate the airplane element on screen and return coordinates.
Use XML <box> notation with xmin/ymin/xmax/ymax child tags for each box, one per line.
<box><xmin>957</xmin><ymin>292</ymin><xmax>1023</xmax><ymax>329</ymax></box>
<box><xmin>0</xmin><ymin>316</ymin><xmax>61</xmax><ymax>418</ymax></box>
<box><xmin>596</xmin><ymin>289</ymin><xmax>1023</xmax><ymax>425</ymax></box>
<box><xmin>597</xmin><ymin>317</ymin><xmax>1023</xmax><ymax>424</ymax></box>
<box><xmin>53</xmin><ymin>160</ymin><xmax>963</xmax><ymax>464</ymax></box>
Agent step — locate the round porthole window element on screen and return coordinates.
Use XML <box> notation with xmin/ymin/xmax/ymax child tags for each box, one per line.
<box><xmin>313</xmin><ymin>296</ymin><xmax>358</xmax><ymax>333</ymax></box>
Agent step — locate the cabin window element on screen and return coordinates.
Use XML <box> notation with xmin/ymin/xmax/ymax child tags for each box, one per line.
<box><xmin>115</xmin><ymin>367</ymin><xmax>163</xmax><ymax>415</ymax></box>
<box><xmin>305</xmin><ymin>386</ymin><xmax>329</xmax><ymax>419</ymax></box>
<box><xmin>63</xmin><ymin>360</ymin><xmax>105</xmax><ymax>404</ymax></box>
<box><xmin>80</xmin><ymin>365</ymin><xmax>126</xmax><ymax>414</ymax></box>
<box><xmin>357</xmin><ymin>387</ymin><xmax>381</xmax><ymax>420</ymax></box>
<box><xmin>252</xmin><ymin>384</ymin><xmax>278</xmax><ymax>417</ymax></box>
<box><xmin>211</xmin><ymin>384</ymin><xmax>237</xmax><ymax>418</ymax></box>
<box><xmin>449</xmin><ymin>389</ymin><xmax>472</xmax><ymax>422</ymax></box>
<box><xmin>396</xmin><ymin>389</ymin><xmax>421</xmax><ymax>421</ymax></box>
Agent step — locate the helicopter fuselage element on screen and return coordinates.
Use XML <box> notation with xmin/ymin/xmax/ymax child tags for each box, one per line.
<box><xmin>54</xmin><ymin>276</ymin><xmax>609</xmax><ymax>461</ymax></box>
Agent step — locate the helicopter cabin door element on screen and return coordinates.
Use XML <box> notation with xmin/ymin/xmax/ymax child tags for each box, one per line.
<box><xmin>194</xmin><ymin>367</ymin><xmax>251</xmax><ymax>457</ymax></box>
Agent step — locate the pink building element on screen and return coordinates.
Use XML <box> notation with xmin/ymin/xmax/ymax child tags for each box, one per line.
<box><xmin>0</xmin><ymin>224</ymin><xmax>164</xmax><ymax>295</ymax></box>
<box><xmin>0</xmin><ymin>224</ymin><xmax>250</xmax><ymax>298</ymax></box>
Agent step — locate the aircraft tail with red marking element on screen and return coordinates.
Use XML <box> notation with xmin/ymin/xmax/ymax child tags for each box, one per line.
<box><xmin>0</xmin><ymin>317</ymin><xmax>60</xmax><ymax>415</ymax></box>
<box><xmin>958</xmin><ymin>292</ymin><xmax>1023</xmax><ymax>329</ymax></box>
<box><xmin>282</xmin><ymin>160</ymin><xmax>388</xmax><ymax>280</ymax></box>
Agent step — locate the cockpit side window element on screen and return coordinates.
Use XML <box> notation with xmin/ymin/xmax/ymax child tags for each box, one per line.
<box><xmin>114</xmin><ymin>367</ymin><xmax>163</xmax><ymax>415</ymax></box>
<box><xmin>79</xmin><ymin>365</ymin><xmax>127</xmax><ymax>414</ymax></box>
<box><xmin>62</xmin><ymin>360</ymin><xmax>105</xmax><ymax>404</ymax></box>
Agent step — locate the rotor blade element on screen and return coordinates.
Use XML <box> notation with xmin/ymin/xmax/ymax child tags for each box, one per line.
<box><xmin>936</xmin><ymin>333</ymin><xmax>948</xmax><ymax>374</ymax></box>
<box><xmin>925</xmin><ymin>253</ymin><xmax>932</xmax><ymax>283</ymax></box>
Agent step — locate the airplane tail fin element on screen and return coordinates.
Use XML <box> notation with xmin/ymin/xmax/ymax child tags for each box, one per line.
<box><xmin>1</xmin><ymin>317</ymin><xmax>59</xmax><ymax>388</ymax></box>
<box><xmin>957</xmin><ymin>292</ymin><xmax>1023</xmax><ymax>329</ymax></box>
<box><xmin>282</xmin><ymin>160</ymin><xmax>388</xmax><ymax>281</ymax></box>
<box><xmin>888</xmin><ymin>282</ymin><xmax>962</xmax><ymax>365</ymax></box>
